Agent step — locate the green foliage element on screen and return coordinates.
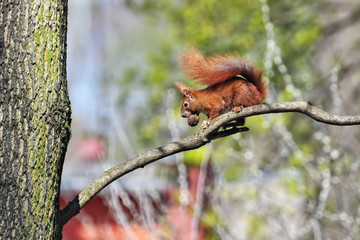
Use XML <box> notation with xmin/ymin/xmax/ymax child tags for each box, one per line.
<box><xmin>183</xmin><ymin>148</ymin><xmax>205</xmax><ymax>166</ymax></box>
<box><xmin>201</xmin><ymin>209</ymin><xmax>223</xmax><ymax>229</ymax></box>
<box><xmin>244</xmin><ymin>116</ymin><xmax>269</xmax><ymax>133</ymax></box>
<box><xmin>223</xmin><ymin>164</ymin><xmax>243</xmax><ymax>181</ymax></box>
<box><xmin>247</xmin><ymin>215</ymin><xmax>266</xmax><ymax>239</ymax></box>
<box><xmin>281</xmin><ymin>170</ymin><xmax>303</xmax><ymax>195</ymax></box>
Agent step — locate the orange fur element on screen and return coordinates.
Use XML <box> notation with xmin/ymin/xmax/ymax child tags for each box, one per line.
<box><xmin>176</xmin><ymin>48</ymin><xmax>267</xmax><ymax>128</ymax></box>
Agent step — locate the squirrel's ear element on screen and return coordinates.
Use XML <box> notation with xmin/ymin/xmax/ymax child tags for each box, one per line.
<box><xmin>176</xmin><ymin>82</ymin><xmax>187</xmax><ymax>94</ymax></box>
<box><xmin>176</xmin><ymin>82</ymin><xmax>194</xmax><ymax>99</ymax></box>
<box><xmin>183</xmin><ymin>89</ymin><xmax>194</xmax><ymax>99</ymax></box>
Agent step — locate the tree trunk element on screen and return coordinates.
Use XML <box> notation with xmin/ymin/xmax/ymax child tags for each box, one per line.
<box><xmin>0</xmin><ymin>0</ymin><xmax>70</xmax><ymax>239</ymax></box>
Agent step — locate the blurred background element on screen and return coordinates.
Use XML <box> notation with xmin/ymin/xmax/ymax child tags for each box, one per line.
<box><xmin>60</xmin><ymin>0</ymin><xmax>360</xmax><ymax>239</ymax></box>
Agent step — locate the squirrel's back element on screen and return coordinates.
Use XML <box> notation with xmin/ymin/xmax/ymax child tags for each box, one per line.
<box><xmin>179</xmin><ymin>48</ymin><xmax>266</xmax><ymax>101</ymax></box>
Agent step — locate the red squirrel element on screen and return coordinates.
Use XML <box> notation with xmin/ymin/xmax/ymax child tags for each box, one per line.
<box><xmin>176</xmin><ymin>48</ymin><xmax>267</xmax><ymax>128</ymax></box>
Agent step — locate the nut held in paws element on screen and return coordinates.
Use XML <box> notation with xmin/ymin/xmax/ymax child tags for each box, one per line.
<box><xmin>188</xmin><ymin>114</ymin><xmax>199</xmax><ymax>127</ymax></box>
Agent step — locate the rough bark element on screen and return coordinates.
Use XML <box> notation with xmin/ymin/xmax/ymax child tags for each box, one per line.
<box><xmin>0</xmin><ymin>1</ymin><xmax>70</xmax><ymax>239</ymax></box>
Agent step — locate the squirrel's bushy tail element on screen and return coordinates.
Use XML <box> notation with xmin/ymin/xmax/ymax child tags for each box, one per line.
<box><xmin>179</xmin><ymin>48</ymin><xmax>266</xmax><ymax>100</ymax></box>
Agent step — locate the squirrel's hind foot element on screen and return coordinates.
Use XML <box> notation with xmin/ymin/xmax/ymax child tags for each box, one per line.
<box><xmin>232</xmin><ymin>105</ymin><xmax>244</xmax><ymax>112</ymax></box>
<box><xmin>201</xmin><ymin>120</ymin><xmax>211</xmax><ymax>129</ymax></box>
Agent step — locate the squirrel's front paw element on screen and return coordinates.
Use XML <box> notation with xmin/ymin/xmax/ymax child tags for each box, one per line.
<box><xmin>201</xmin><ymin>120</ymin><xmax>210</xmax><ymax>129</ymax></box>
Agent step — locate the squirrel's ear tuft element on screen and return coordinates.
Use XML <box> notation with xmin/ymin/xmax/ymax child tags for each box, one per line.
<box><xmin>176</xmin><ymin>82</ymin><xmax>187</xmax><ymax>94</ymax></box>
<box><xmin>176</xmin><ymin>82</ymin><xmax>194</xmax><ymax>99</ymax></box>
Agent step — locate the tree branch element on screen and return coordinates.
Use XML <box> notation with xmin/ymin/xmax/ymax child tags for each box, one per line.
<box><xmin>60</xmin><ymin>101</ymin><xmax>360</xmax><ymax>225</ymax></box>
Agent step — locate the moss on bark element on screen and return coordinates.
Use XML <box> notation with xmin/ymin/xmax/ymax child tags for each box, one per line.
<box><xmin>0</xmin><ymin>0</ymin><xmax>71</xmax><ymax>239</ymax></box>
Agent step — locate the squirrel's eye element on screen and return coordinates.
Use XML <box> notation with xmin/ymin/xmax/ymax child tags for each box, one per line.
<box><xmin>184</xmin><ymin>102</ymin><xmax>189</xmax><ymax>108</ymax></box>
